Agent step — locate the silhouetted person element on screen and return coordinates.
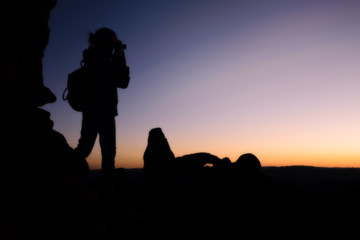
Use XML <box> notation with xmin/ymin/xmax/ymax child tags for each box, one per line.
<box><xmin>143</xmin><ymin>128</ymin><xmax>175</xmax><ymax>185</ymax></box>
<box><xmin>74</xmin><ymin>28</ymin><xmax>130</xmax><ymax>192</ymax></box>
<box><xmin>174</xmin><ymin>152</ymin><xmax>223</xmax><ymax>185</ymax></box>
<box><xmin>231</xmin><ymin>153</ymin><xmax>272</xmax><ymax>194</ymax></box>
<box><xmin>234</xmin><ymin>153</ymin><xmax>261</xmax><ymax>173</ymax></box>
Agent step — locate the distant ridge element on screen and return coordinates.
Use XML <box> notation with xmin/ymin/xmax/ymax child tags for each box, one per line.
<box><xmin>106</xmin><ymin>166</ymin><xmax>360</xmax><ymax>194</ymax></box>
<box><xmin>86</xmin><ymin>165</ymin><xmax>360</xmax><ymax>186</ymax></box>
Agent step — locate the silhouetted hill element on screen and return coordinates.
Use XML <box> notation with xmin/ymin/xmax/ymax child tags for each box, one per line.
<box><xmin>114</xmin><ymin>166</ymin><xmax>360</xmax><ymax>238</ymax></box>
<box><xmin>263</xmin><ymin>165</ymin><xmax>360</xmax><ymax>181</ymax></box>
<box><xmin>262</xmin><ymin>166</ymin><xmax>360</xmax><ymax>194</ymax></box>
<box><xmin>125</xmin><ymin>165</ymin><xmax>360</xmax><ymax>191</ymax></box>
<box><xmin>123</xmin><ymin>165</ymin><xmax>360</xmax><ymax>206</ymax></box>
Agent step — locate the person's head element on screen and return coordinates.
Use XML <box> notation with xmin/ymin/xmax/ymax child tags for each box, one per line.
<box><xmin>88</xmin><ymin>27</ymin><xmax>118</xmax><ymax>51</ymax></box>
<box><xmin>234</xmin><ymin>153</ymin><xmax>261</xmax><ymax>173</ymax></box>
<box><xmin>147</xmin><ymin>127</ymin><xmax>166</xmax><ymax>144</ymax></box>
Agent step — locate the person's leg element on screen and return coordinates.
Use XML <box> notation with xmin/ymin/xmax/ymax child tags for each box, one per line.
<box><xmin>75</xmin><ymin>112</ymin><xmax>99</xmax><ymax>159</ymax></box>
<box><xmin>99</xmin><ymin>115</ymin><xmax>116</xmax><ymax>190</ymax></box>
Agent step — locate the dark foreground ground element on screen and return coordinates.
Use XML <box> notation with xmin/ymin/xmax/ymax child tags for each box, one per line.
<box><xmin>82</xmin><ymin>166</ymin><xmax>360</xmax><ymax>239</ymax></box>
<box><xmin>4</xmin><ymin>166</ymin><xmax>360</xmax><ymax>239</ymax></box>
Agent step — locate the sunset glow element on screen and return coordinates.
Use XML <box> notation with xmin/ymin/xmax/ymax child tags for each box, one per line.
<box><xmin>43</xmin><ymin>0</ymin><xmax>360</xmax><ymax>169</ymax></box>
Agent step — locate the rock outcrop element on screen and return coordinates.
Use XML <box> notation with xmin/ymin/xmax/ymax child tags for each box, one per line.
<box><xmin>2</xmin><ymin>2</ymin><xmax>103</xmax><ymax>239</ymax></box>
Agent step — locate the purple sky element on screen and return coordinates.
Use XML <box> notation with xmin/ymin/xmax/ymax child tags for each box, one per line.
<box><xmin>43</xmin><ymin>0</ymin><xmax>360</xmax><ymax>169</ymax></box>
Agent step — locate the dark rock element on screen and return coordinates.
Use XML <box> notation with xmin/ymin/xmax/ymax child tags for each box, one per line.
<box><xmin>2</xmin><ymin>2</ymin><xmax>106</xmax><ymax>239</ymax></box>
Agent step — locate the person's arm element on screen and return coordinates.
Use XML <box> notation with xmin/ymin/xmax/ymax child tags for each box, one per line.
<box><xmin>111</xmin><ymin>41</ymin><xmax>130</xmax><ymax>89</ymax></box>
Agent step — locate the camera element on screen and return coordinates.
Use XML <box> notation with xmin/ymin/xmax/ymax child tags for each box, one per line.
<box><xmin>115</xmin><ymin>40</ymin><xmax>126</xmax><ymax>50</ymax></box>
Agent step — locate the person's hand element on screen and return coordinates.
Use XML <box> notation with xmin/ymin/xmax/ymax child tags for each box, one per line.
<box><xmin>114</xmin><ymin>40</ymin><xmax>126</xmax><ymax>51</ymax></box>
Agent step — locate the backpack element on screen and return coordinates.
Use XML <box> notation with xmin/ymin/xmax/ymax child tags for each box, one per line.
<box><xmin>62</xmin><ymin>65</ymin><xmax>88</xmax><ymax>112</ymax></box>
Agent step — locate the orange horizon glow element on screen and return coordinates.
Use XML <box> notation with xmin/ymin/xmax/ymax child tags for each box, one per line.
<box><xmin>82</xmin><ymin>134</ymin><xmax>360</xmax><ymax>169</ymax></box>
<box><xmin>86</xmin><ymin>153</ymin><xmax>360</xmax><ymax>170</ymax></box>
<box><xmin>44</xmin><ymin>1</ymin><xmax>360</xmax><ymax>170</ymax></box>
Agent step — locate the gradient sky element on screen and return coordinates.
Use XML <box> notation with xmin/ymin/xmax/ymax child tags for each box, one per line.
<box><xmin>43</xmin><ymin>0</ymin><xmax>360</xmax><ymax>169</ymax></box>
